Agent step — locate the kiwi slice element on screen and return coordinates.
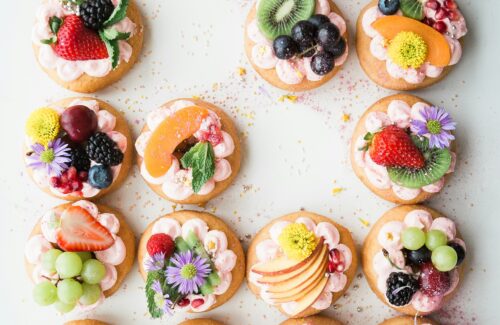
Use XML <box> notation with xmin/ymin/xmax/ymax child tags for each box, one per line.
<box><xmin>388</xmin><ymin>136</ymin><xmax>452</xmax><ymax>189</ymax></box>
<box><xmin>400</xmin><ymin>0</ymin><xmax>425</xmax><ymax>20</ymax></box>
<box><xmin>257</xmin><ymin>0</ymin><xmax>316</xmax><ymax>40</ymax></box>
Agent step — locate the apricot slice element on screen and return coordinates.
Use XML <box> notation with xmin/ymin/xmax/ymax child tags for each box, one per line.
<box><xmin>372</xmin><ymin>16</ymin><xmax>451</xmax><ymax>67</ymax></box>
<box><xmin>144</xmin><ymin>106</ymin><xmax>209</xmax><ymax>178</ymax></box>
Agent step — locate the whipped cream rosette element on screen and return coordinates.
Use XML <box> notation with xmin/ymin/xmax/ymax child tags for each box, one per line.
<box><xmin>24</xmin><ymin>201</ymin><xmax>135</xmax><ymax>314</ymax></box>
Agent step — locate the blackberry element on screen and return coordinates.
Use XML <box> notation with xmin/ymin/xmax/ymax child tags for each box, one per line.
<box><xmin>385</xmin><ymin>272</ymin><xmax>419</xmax><ymax>306</ymax></box>
<box><xmin>79</xmin><ymin>0</ymin><xmax>115</xmax><ymax>31</ymax></box>
<box><xmin>86</xmin><ymin>132</ymin><xmax>124</xmax><ymax>166</ymax></box>
<box><xmin>71</xmin><ymin>147</ymin><xmax>91</xmax><ymax>172</ymax></box>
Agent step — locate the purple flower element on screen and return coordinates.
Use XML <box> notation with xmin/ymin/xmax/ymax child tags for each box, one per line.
<box><xmin>411</xmin><ymin>106</ymin><xmax>456</xmax><ymax>149</ymax></box>
<box><xmin>145</xmin><ymin>252</ymin><xmax>166</xmax><ymax>272</ymax></box>
<box><xmin>165</xmin><ymin>250</ymin><xmax>211</xmax><ymax>295</ymax></box>
<box><xmin>26</xmin><ymin>138</ymin><xmax>71</xmax><ymax>176</ymax></box>
<box><xmin>151</xmin><ymin>280</ymin><xmax>173</xmax><ymax>316</ymax></box>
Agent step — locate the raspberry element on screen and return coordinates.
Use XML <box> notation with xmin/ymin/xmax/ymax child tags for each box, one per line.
<box><xmin>419</xmin><ymin>262</ymin><xmax>450</xmax><ymax>297</ymax></box>
<box><xmin>386</xmin><ymin>272</ymin><xmax>419</xmax><ymax>306</ymax></box>
<box><xmin>146</xmin><ymin>233</ymin><xmax>175</xmax><ymax>258</ymax></box>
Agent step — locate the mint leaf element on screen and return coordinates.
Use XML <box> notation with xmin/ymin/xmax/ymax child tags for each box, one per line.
<box><xmin>145</xmin><ymin>271</ymin><xmax>164</xmax><ymax>318</ymax></box>
<box><xmin>99</xmin><ymin>30</ymin><xmax>120</xmax><ymax>69</ymax></box>
<box><xmin>102</xmin><ymin>27</ymin><xmax>130</xmax><ymax>41</ymax></box>
<box><xmin>103</xmin><ymin>0</ymin><xmax>129</xmax><ymax>27</ymax></box>
<box><xmin>49</xmin><ymin>16</ymin><xmax>62</xmax><ymax>34</ymax></box>
<box><xmin>40</xmin><ymin>37</ymin><xmax>57</xmax><ymax>45</ymax></box>
<box><xmin>180</xmin><ymin>142</ymin><xmax>216</xmax><ymax>193</ymax></box>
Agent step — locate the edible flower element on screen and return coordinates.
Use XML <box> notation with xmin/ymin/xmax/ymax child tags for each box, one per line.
<box><xmin>151</xmin><ymin>280</ymin><xmax>173</xmax><ymax>316</ymax></box>
<box><xmin>145</xmin><ymin>252</ymin><xmax>166</xmax><ymax>272</ymax></box>
<box><xmin>278</xmin><ymin>223</ymin><xmax>317</xmax><ymax>260</ymax></box>
<box><xmin>411</xmin><ymin>106</ymin><xmax>456</xmax><ymax>149</ymax></box>
<box><xmin>165</xmin><ymin>250</ymin><xmax>211</xmax><ymax>295</ymax></box>
<box><xmin>388</xmin><ymin>31</ymin><xmax>428</xmax><ymax>69</ymax></box>
<box><xmin>26</xmin><ymin>138</ymin><xmax>71</xmax><ymax>176</ymax></box>
<box><xmin>25</xmin><ymin>108</ymin><xmax>60</xmax><ymax>146</ymax></box>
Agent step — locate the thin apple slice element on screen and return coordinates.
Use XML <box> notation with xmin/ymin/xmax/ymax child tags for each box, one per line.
<box><xmin>286</xmin><ymin>275</ymin><xmax>329</xmax><ymax>317</ymax></box>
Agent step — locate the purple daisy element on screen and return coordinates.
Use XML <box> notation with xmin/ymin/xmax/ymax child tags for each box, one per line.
<box><xmin>411</xmin><ymin>106</ymin><xmax>456</xmax><ymax>149</ymax></box>
<box><xmin>151</xmin><ymin>280</ymin><xmax>173</xmax><ymax>316</ymax></box>
<box><xmin>165</xmin><ymin>250</ymin><xmax>211</xmax><ymax>295</ymax></box>
<box><xmin>145</xmin><ymin>252</ymin><xmax>166</xmax><ymax>272</ymax></box>
<box><xmin>26</xmin><ymin>138</ymin><xmax>71</xmax><ymax>176</ymax></box>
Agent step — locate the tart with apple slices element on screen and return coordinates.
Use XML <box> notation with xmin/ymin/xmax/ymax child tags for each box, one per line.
<box><xmin>24</xmin><ymin>201</ymin><xmax>135</xmax><ymax>314</ymax></box>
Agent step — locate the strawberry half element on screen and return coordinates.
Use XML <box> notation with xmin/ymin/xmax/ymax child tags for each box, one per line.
<box><xmin>367</xmin><ymin>125</ymin><xmax>426</xmax><ymax>169</ymax></box>
<box><xmin>54</xmin><ymin>15</ymin><xmax>109</xmax><ymax>61</ymax></box>
<box><xmin>56</xmin><ymin>206</ymin><xmax>114</xmax><ymax>252</ymax></box>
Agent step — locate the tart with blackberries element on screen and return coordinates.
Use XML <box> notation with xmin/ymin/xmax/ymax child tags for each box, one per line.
<box><xmin>362</xmin><ymin>205</ymin><xmax>466</xmax><ymax>315</ymax></box>
<box><xmin>244</xmin><ymin>0</ymin><xmax>349</xmax><ymax>91</ymax></box>
<box><xmin>356</xmin><ymin>0</ymin><xmax>467</xmax><ymax>90</ymax></box>
<box><xmin>24</xmin><ymin>97</ymin><xmax>132</xmax><ymax>200</ymax></box>
<box><xmin>32</xmin><ymin>0</ymin><xmax>143</xmax><ymax>93</ymax></box>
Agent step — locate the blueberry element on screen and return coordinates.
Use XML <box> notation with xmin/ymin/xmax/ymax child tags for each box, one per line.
<box><xmin>378</xmin><ymin>0</ymin><xmax>400</xmax><ymax>15</ymax></box>
<box><xmin>88</xmin><ymin>165</ymin><xmax>113</xmax><ymax>189</ymax></box>
<box><xmin>291</xmin><ymin>20</ymin><xmax>317</xmax><ymax>47</ymax></box>
<box><xmin>329</xmin><ymin>37</ymin><xmax>346</xmax><ymax>59</ymax></box>
<box><xmin>310</xmin><ymin>51</ymin><xmax>335</xmax><ymax>75</ymax></box>
<box><xmin>406</xmin><ymin>246</ymin><xmax>432</xmax><ymax>265</ymax></box>
<box><xmin>308</xmin><ymin>14</ymin><xmax>331</xmax><ymax>28</ymax></box>
<box><xmin>316</xmin><ymin>23</ymin><xmax>340</xmax><ymax>52</ymax></box>
<box><xmin>273</xmin><ymin>35</ymin><xmax>298</xmax><ymax>60</ymax></box>
<box><xmin>448</xmin><ymin>242</ymin><xmax>466</xmax><ymax>266</ymax></box>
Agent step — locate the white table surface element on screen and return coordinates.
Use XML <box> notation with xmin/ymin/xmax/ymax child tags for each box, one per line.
<box><xmin>1</xmin><ymin>0</ymin><xmax>498</xmax><ymax>324</ymax></box>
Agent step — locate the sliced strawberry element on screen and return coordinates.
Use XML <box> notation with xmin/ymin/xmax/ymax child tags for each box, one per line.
<box><xmin>56</xmin><ymin>206</ymin><xmax>114</xmax><ymax>252</ymax></box>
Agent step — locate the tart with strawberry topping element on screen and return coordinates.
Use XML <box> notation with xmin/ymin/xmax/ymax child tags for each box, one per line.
<box><xmin>281</xmin><ymin>315</ymin><xmax>343</xmax><ymax>324</ymax></box>
<box><xmin>356</xmin><ymin>0</ymin><xmax>467</xmax><ymax>90</ymax></box>
<box><xmin>363</xmin><ymin>205</ymin><xmax>466</xmax><ymax>316</ymax></box>
<box><xmin>32</xmin><ymin>0</ymin><xmax>143</xmax><ymax>93</ymax></box>
<box><xmin>244</xmin><ymin>0</ymin><xmax>349</xmax><ymax>91</ymax></box>
<box><xmin>24</xmin><ymin>201</ymin><xmax>135</xmax><ymax>314</ymax></box>
<box><xmin>24</xmin><ymin>97</ymin><xmax>132</xmax><ymax>200</ymax></box>
<box><xmin>135</xmin><ymin>98</ymin><xmax>241</xmax><ymax>205</ymax></box>
<box><xmin>247</xmin><ymin>211</ymin><xmax>357</xmax><ymax>318</ymax></box>
<box><xmin>350</xmin><ymin>94</ymin><xmax>456</xmax><ymax>204</ymax></box>
<box><xmin>137</xmin><ymin>211</ymin><xmax>245</xmax><ymax>317</ymax></box>
<box><xmin>379</xmin><ymin>316</ymin><xmax>439</xmax><ymax>325</ymax></box>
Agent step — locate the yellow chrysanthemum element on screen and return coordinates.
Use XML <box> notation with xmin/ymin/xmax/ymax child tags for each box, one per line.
<box><xmin>278</xmin><ymin>223</ymin><xmax>317</xmax><ymax>260</ymax></box>
<box><xmin>388</xmin><ymin>31</ymin><xmax>428</xmax><ymax>69</ymax></box>
<box><xmin>25</xmin><ymin>108</ymin><xmax>60</xmax><ymax>147</ymax></box>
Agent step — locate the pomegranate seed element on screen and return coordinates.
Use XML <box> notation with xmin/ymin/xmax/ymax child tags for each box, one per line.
<box><xmin>191</xmin><ymin>298</ymin><xmax>204</xmax><ymax>308</ymax></box>
<box><xmin>328</xmin><ymin>249</ymin><xmax>346</xmax><ymax>273</ymax></box>
<box><xmin>433</xmin><ymin>21</ymin><xmax>448</xmax><ymax>33</ymax></box>
<box><xmin>50</xmin><ymin>176</ymin><xmax>60</xmax><ymax>187</ymax></box>
<box><xmin>177</xmin><ymin>298</ymin><xmax>190</xmax><ymax>307</ymax></box>
<box><xmin>423</xmin><ymin>17</ymin><xmax>436</xmax><ymax>26</ymax></box>
<box><xmin>61</xmin><ymin>174</ymin><xmax>68</xmax><ymax>183</ymax></box>
<box><xmin>79</xmin><ymin>171</ymin><xmax>88</xmax><ymax>181</ymax></box>
<box><xmin>435</xmin><ymin>8</ymin><xmax>448</xmax><ymax>20</ymax></box>
<box><xmin>425</xmin><ymin>0</ymin><xmax>440</xmax><ymax>10</ymax></box>
<box><xmin>447</xmin><ymin>9</ymin><xmax>460</xmax><ymax>21</ymax></box>
<box><xmin>67</xmin><ymin>167</ymin><xmax>77</xmax><ymax>180</ymax></box>
<box><xmin>444</xmin><ymin>0</ymin><xmax>457</xmax><ymax>9</ymax></box>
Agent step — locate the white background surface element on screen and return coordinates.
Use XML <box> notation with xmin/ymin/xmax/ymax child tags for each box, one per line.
<box><xmin>1</xmin><ymin>0</ymin><xmax>499</xmax><ymax>324</ymax></box>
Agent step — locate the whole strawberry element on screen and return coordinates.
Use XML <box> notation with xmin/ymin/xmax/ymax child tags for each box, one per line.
<box><xmin>147</xmin><ymin>233</ymin><xmax>175</xmax><ymax>258</ymax></box>
<box><xmin>367</xmin><ymin>125</ymin><xmax>425</xmax><ymax>169</ymax></box>
<box><xmin>54</xmin><ymin>15</ymin><xmax>109</xmax><ymax>61</ymax></box>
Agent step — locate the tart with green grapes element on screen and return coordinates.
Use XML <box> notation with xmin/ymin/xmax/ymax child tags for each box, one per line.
<box><xmin>138</xmin><ymin>210</ymin><xmax>245</xmax><ymax>317</ymax></box>
<box><xmin>362</xmin><ymin>205</ymin><xmax>466</xmax><ymax>315</ymax></box>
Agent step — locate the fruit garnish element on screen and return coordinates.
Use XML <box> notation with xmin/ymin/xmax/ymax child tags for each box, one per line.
<box><xmin>79</xmin><ymin>283</ymin><xmax>102</xmax><ymax>305</ymax></box>
<box><xmin>144</xmin><ymin>106</ymin><xmax>209</xmax><ymax>178</ymax></box>
<box><xmin>278</xmin><ymin>223</ymin><xmax>317</xmax><ymax>260</ymax></box>
<box><xmin>385</xmin><ymin>272</ymin><xmax>419</xmax><ymax>306</ymax></box>
<box><xmin>56</xmin><ymin>205</ymin><xmax>114</xmax><ymax>252</ymax></box>
<box><xmin>50</xmin><ymin>166</ymin><xmax>87</xmax><ymax>194</ymax></box>
<box><xmin>86</xmin><ymin>132</ymin><xmax>124</xmax><ymax>166</ymax></box>
<box><xmin>405</xmin><ymin>246</ymin><xmax>432</xmax><ymax>265</ymax></box>
<box><xmin>273</xmin><ymin>35</ymin><xmax>299</xmax><ymax>59</ymax></box>
<box><xmin>55</xmin><ymin>252</ymin><xmax>83</xmax><ymax>278</ymax></box>
<box><xmin>401</xmin><ymin>226</ymin><xmax>426</xmax><ymax>250</ymax></box>
<box><xmin>419</xmin><ymin>262</ymin><xmax>450</xmax><ymax>296</ymax></box>
<box><xmin>387</xmin><ymin>31</ymin><xmax>428</xmax><ymax>69</ymax></box>
<box><xmin>79</xmin><ymin>0</ymin><xmax>115</xmax><ymax>31</ymax></box>
<box><xmin>448</xmin><ymin>242</ymin><xmax>465</xmax><ymax>266</ymax></box>
<box><xmin>191</xmin><ymin>298</ymin><xmax>204</xmax><ymax>308</ymax></box>
<box><xmin>70</xmin><ymin>147</ymin><xmax>91</xmax><ymax>172</ymax></box>
<box><xmin>33</xmin><ymin>281</ymin><xmax>58</xmax><ymax>306</ymax></box>
<box><xmin>311</xmin><ymin>51</ymin><xmax>335</xmax><ymax>75</ymax></box>
<box><xmin>25</xmin><ymin>108</ymin><xmax>60</xmax><ymax>146</ymax></box>
<box><xmin>329</xmin><ymin>38</ymin><xmax>346</xmax><ymax>59</ymax></box>
<box><xmin>372</xmin><ymin>15</ymin><xmax>451</xmax><ymax>67</ymax></box>
<box><xmin>81</xmin><ymin>259</ymin><xmax>107</xmax><ymax>284</ymax></box>
<box><xmin>328</xmin><ymin>248</ymin><xmax>346</xmax><ymax>273</ymax></box>
<box><xmin>147</xmin><ymin>233</ymin><xmax>175</xmax><ymax>259</ymax></box>
<box><xmin>291</xmin><ymin>20</ymin><xmax>316</xmax><ymax>49</ymax></box>
<box><xmin>180</xmin><ymin>142</ymin><xmax>216</xmax><ymax>193</ymax></box>
<box><xmin>400</xmin><ymin>0</ymin><xmax>424</xmax><ymax>20</ymax></box>
<box><xmin>317</xmin><ymin>23</ymin><xmax>340</xmax><ymax>52</ymax></box>
<box><xmin>257</xmin><ymin>0</ymin><xmax>316</xmax><ymax>40</ymax></box>
<box><xmin>307</xmin><ymin>14</ymin><xmax>329</xmax><ymax>28</ymax></box>
<box><xmin>57</xmin><ymin>278</ymin><xmax>83</xmax><ymax>304</ymax></box>
<box><xmin>425</xmin><ymin>229</ymin><xmax>447</xmax><ymax>251</ymax></box>
<box><xmin>60</xmin><ymin>105</ymin><xmax>98</xmax><ymax>143</ymax></box>
<box><xmin>378</xmin><ymin>0</ymin><xmax>400</xmax><ymax>15</ymax></box>
<box><xmin>431</xmin><ymin>245</ymin><xmax>457</xmax><ymax>271</ymax></box>
<box><xmin>88</xmin><ymin>164</ymin><xmax>113</xmax><ymax>189</ymax></box>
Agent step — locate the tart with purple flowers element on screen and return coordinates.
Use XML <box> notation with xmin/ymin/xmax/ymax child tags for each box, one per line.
<box><xmin>32</xmin><ymin>0</ymin><xmax>143</xmax><ymax>93</ymax></box>
<box><xmin>247</xmin><ymin>211</ymin><xmax>357</xmax><ymax>318</ymax></box>
<box><xmin>244</xmin><ymin>0</ymin><xmax>349</xmax><ymax>91</ymax></box>
<box><xmin>379</xmin><ymin>316</ymin><xmax>438</xmax><ymax>325</ymax></box>
<box><xmin>24</xmin><ymin>97</ymin><xmax>132</xmax><ymax>200</ymax></box>
<box><xmin>135</xmin><ymin>98</ymin><xmax>241</xmax><ymax>205</ymax></box>
<box><xmin>25</xmin><ymin>201</ymin><xmax>135</xmax><ymax>314</ymax></box>
<box><xmin>363</xmin><ymin>205</ymin><xmax>466</xmax><ymax>316</ymax></box>
<box><xmin>138</xmin><ymin>210</ymin><xmax>245</xmax><ymax>318</ymax></box>
<box><xmin>350</xmin><ymin>94</ymin><xmax>456</xmax><ymax>204</ymax></box>
<box><xmin>356</xmin><ymin>0</ymin><xmax>467</xmax><ymax>90</ymax></box>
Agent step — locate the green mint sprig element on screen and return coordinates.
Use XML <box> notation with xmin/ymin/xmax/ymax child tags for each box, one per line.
<box><xmin>180</xmin><ymin>142</ymin><xmax>216</xmax><ymax>193</ymax></box>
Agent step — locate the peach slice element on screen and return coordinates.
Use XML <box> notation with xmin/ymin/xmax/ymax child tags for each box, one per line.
<box><xmin>144</xmin><ymin>106</ymin><xmax>209</xmax><ymax>178</ymax></box>
<box><xmin>372</xmin><ymin>16</ymin><xmax>451</xmax><ymax>67</ymax></box>
<box><xmin>270</xmin><ymin>269</ymin><xmax>326</xmax><ymax>303</ymax></box>
<box><xmin>288</xmin><ymin>275</ymin><xmax>329</xmax><ymax>316</ymax></box>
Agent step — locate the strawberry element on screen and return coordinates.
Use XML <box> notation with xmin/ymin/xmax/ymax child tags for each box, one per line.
<box><xmin>146</xmin><ymin>233</ymin><xmax>175</xmax><ymax>258</ymax></box>
<box><xmin>54</xmin><ymin>15</ymin><xmax>108</xmax><ymax>61</ymax></box>
<box><xmin>56</xmin><ymin>206</ymin><xmax>114</xmax><ymax>252</ymax></box>
<box><xmin>367</xmin><ymin>125</ymin><xmax>425</xmax><ymax>169</ymax></box>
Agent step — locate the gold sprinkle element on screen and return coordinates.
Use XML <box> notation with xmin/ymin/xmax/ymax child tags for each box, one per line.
<box><xmin>237</xmin><ymin>67</ymin><xmax>247</xmax><ymax>76</ymax></box>
<box><xmin>358</xmin><ymin>218</ymin><xmax>370</xmax><ymax>227</ymax></box>
<box><xmin>192</xmin><ymin>95</ymin><xmax>201</xmax><ymax>100</ymax></box>
<box><xmin>278</xmin><ymin>94</ymin><xmax>298</xmax><ymax>103</ymax></box>
<box><xmin>342</xmin><ymin>113</ymin><xmax>351</xmax><ymax>122</ymax></box>
<box><xmin>331</xmin><ymin>187</ymin><xmax>344</xmax><ymax>196</ymax></box>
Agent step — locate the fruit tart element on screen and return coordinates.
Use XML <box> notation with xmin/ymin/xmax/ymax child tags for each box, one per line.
<box><xmin>281</xmin><ymin>315</ymin><xmax>343</xmax><ymax>325</ymax></box>
<box><xmin>379</xmin><ymin>316</ymin><xmax>439</xmax><ymax>325</ymax></box>
<box><xmin>24</xmin><ymin>201</ymin><xmax>135</xmax><ymax>314</ymax></box>
<box><xmin>24</xmin><ymin>97</ymin><xmax>132</xmax><ymax>200</ymax></box>
<box><xmin>363</xmin><ymin>205</ymin><xmax>466</xmax><ymax>316</ymax></box>
<box><xmin>32</xmin><ymin>0</ymin><xmax>143</xmax><ymax>93</ymax></box>
<box><xmin>247</xmin><ymin>211</ymin><xmax>357</xmax><ymax>318</ymax></box>
<box><xmin>350</xmin><ymin>94</ymin><xmax>456</xmax><ymax>204</ymax></box>
<box><xmin>179</xmin><ymin>319</ymin><xmax>225</xmax><ymax>325</ymax></box>
<box><xmin>356</xmin><ymin>0</ymin><xmax>467</xmax><ymax>90</ymax></box>
<box><xmin>244</xmin><ymin>0</ymin><xmax>349</xmax><ymax>91</ymax></box>
<box><xmin>138</xmin><ymin>211</ymin><xmax>245</xmax><ymax>318</ymax></box>
<box><xmin>135</xmin><ymin>98</ymin><xmax>241</xmax><ymax>205</ymax></box>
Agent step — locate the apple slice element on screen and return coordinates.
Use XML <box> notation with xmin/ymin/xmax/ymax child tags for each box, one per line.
<box><xmin>252</xmin><ymin>238</ymin><xmax>324</xmax><ymax>276</ymax></box>
<box><xmin>144</xmin><ymin>106</ymin><xmax>209</xmax><ymax>178</ymax></box>
<box><xmin>286</xmin><ymin>275</ymin><xmax>329</xmax><ymax>317</ymax></box>
<box><xmin>271</xmin><ymin>270</ymin><xmax>326</xmax><ymax>303</ymax></box>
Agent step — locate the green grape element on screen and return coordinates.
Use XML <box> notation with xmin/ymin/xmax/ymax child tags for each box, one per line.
<box><xmin>57</xmin><ymin>279</ymin><xmax>83</xmax><ymax>304</ymax></box>
<box><xmin>81</xmin><ymin>259</ymin><xmax>106</xmax><ymax>284</ymax></box>
<box><xmin>425</xmin><ymin>229</ymin><xmax>448</xmax><ymax>251</ymax></box>
<box><xmin>33</xmin><ymin>281</ymin><xmax>57</xmax><ymax>306</ymax></box>
<box><xmin>401</xmin><ymin>227</ymin><xmax>426</xmax><ymax>250</ymax></box>
<box><xmin>76</xmin><ymin>252</ymin><xmax>92</xmax><ymax>263</ymax></box>
<box><xmin>432</xmin><ymin>245</ymin><xmax>458</xmax><ymax>272</ymax></box>
<box><xmin>55</xmin><ymin>252</ymin><xmax>82</xmax><ymax>278</ymax></box>
<box><xmin>53</xmin><ymin>299</ymin><xmax>76</xmax><ymax>313</ymax></box>
<box><xmin>41</xmin><ymin>249</ymin><xmax>62</xmax><ymax>273</ymax></box>
<box><xmin>79</xmin><ymin>283</ymin><xmax>102</xmax><ymax>305</ymax></box>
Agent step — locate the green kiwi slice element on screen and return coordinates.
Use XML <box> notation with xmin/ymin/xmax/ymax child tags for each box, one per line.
<box><xmin>257</xmin><ymin>0</ymin><xmax>316</xmax><ymax>40</ymax></box>
<box><xmin>400</xmin><ymin>0</ymin><xmax>425</xmax><ymax>20</ymax></box>
<box><xmin>388</xmin><ymin>136</ymin><xmax>452</xmax><ymax>189</ymax></box>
